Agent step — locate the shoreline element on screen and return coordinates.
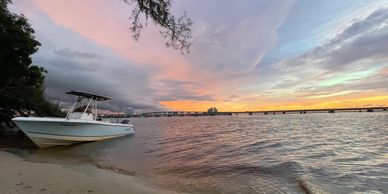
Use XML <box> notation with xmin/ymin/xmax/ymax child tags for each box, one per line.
<box><xmin>0</xmin><ymin>151</ymin><xmax>184</xmax><ymax>194</ymax></box>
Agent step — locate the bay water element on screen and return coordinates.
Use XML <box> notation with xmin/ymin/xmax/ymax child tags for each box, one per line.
<box><xmin>22</xmin><ymin>112</ymin><xmax>388</xmax><ymax>193</ymax></box>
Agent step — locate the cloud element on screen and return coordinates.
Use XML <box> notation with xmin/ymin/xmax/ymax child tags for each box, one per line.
<box><xmin>54</xmin><ymin>48</ymin><xmax>102</xmax><ymax>60</ymax></box>
<box><xmin>11</xmin><ymin>0</ymin><xmax>229</xmax><ymax>112</ymax></box>
<box><xmin>272</xmin><ymin>78</ymin><xmax>301</xmax><ymax>89</ymax></box>
<box><xmin>292</xmin><ymin>65</ymin><xmax>388</xmax><ymax>99</ymax></box>
<box><xmin>265</xmin><ymin>8</ymin><xmax>388</xmax><ymax>103</ymax></box>
<box><xmin>153</xmin><ymin>79</ymin><xmax>214</xmax><ymax>101</ymax></box>
<box><xmin>276</xmin><ymin>8</ymin><xmax>388</xmax><ymax>73</ymax></box>
<box><xmin>187</xmin><ymin>0</ymin><xmax>294</xmax><ymax>72</ymax></box>
<box><xmin>36</xmin><ymin>54</ymin><xmax>165</xmax><ymax>112</ymax></box>
<box><xmin>11</xmin><ymin>0</ymin><xmax>388</xmax><ymax>111</ymax></box>
<box><xmin>329</xmin><ymin>8</ymin><xmax>388</xmax><ymax>45</ymax></box>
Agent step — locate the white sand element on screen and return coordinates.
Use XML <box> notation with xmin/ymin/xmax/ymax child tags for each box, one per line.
<box><xmin>0</xmin><ymin>151</ymin><xmax>184</xmax><ymax>194</ymax></box>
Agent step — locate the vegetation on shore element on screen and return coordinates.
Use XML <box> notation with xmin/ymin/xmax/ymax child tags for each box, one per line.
<box><xmin>0</xmin><ymin>0</ymin><xmax>64</xmax><ymax>128</ymax></box>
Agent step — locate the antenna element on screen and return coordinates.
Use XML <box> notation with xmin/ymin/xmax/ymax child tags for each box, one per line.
<box><xmin>116</xmin><ymin>100</ymin><xmax>123</xmax><ymax>123</ymax></box>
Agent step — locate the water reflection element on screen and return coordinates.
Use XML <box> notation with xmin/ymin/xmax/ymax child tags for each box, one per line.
<box><xmin>9</xmin><ymin>113</ymin><xmax>388</xmax><ymax>194</ymax></box>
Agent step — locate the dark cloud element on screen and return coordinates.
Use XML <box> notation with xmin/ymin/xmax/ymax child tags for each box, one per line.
<box><xmin>323</xmin><ymin>31</ymin><xmax>388</xmax><ymax>70</ymax></box>
<box><xmin>268</xmin><ymin>8</ymin><xmax>388</xmax><ymax>98</ymax></box>
<box><xmin>328</xmin><ymin>8</ymin><xmax>388</xmax><ymax>45</ymax></box>
<box><xmin>36</xmin><ymin>48</ymin><xmax>216</xmax><ymax>112</ymax></box>
<box><xmin>54</xmin><ymin>48</ymin><xmax>102</xmax><ymax>60</ymax></box>
<box><xmin>276</xmin><ymin>8</ymin><xmax>388</xmax><ymax>72</ymax></box>
<box><xmin>35</xmin><ymin>54</ymin><xmax>165</xmax><ymax>112</ymax></box>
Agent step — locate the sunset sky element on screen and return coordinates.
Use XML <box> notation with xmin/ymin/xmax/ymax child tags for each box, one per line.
<box><xmin>11</xmin><ymin>0</ymin><xmax>388</xmax><ymax>112</ymax></box>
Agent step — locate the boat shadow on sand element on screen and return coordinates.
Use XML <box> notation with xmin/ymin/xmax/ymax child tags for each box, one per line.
<box><xmin>0</xmin><ymin>125</ymin><xmax>37</xmax><ymax>149</ymax></box>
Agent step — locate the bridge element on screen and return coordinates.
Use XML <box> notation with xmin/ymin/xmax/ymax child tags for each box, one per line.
<box><xmin>141</xmin><ymin>107</ymin><xmax>388</xmax><ymax>117</ymax></box>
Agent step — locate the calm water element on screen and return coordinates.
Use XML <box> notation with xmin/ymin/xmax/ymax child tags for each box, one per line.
<box><xmin>23</xmin><ymin>113</ymin><xmax>388</xmax><ymax>193</ymax></box>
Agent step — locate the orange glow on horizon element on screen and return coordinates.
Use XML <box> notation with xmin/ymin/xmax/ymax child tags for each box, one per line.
<box><xmin>160</xmin><ymin>95</ymin><xmax>388</xmax><ymax>112</ymax></box>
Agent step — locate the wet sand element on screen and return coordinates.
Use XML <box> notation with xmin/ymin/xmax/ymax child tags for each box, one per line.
<box><xmin>0</xmin><ymin>151</ymin><xmax>184</xmax><ymax>194</ymax></box>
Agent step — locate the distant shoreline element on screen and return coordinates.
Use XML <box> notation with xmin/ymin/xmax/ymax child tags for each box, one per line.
<box><xmin>140</xmin><ymin>106</ymin><xmax>388</xmax><ymax>117</ymax></box>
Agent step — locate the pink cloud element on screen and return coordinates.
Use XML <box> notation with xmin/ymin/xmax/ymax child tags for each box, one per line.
<box><xmin>22</xmin><ymin>0</ymin><xmax>296</xmax><ymax>107</ymax></box>
<box><xmin>32</xmin><ymin>0</ymin><xmax>211</xmax><ymax>89</ymax></box>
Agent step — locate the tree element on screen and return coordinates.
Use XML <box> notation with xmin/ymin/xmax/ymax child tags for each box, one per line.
<box><xmin>0</xmin><ymin>0</ymin><xmax>192</xmax><ymax>126</ymax></box>
<box><xmin>124</xmin><ymin>0</ymin><xmax>193</xmax><ymax>53</ymax></box>
<box><xmin>0</xmin><ymin>0</ymin><xmax>63</xmax><ymax>126</ymax></box>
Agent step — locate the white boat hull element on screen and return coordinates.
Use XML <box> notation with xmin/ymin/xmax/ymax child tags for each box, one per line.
<box><xmin>12</xmin><ymin>117</ymin><xmax>135</xmax><ymax>148</ymax></box>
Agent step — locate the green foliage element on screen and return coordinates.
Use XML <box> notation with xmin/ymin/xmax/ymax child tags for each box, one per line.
<box><xmin>0</xmin><ymin>0</ymin><xmax>64</xmax><ymax>122</ymax></box>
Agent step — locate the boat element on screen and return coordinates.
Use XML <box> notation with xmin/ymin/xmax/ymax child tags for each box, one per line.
<box><xmin>12</xmin><ymin>90</ymin><xmax>135</xmax><ymax>148</ymax></box>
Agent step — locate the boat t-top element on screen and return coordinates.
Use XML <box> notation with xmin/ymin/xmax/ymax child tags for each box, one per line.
<box><xmin>12</xmin><ymin>90</ymin><xmax>135</xmax><ymax>148</ymax></box>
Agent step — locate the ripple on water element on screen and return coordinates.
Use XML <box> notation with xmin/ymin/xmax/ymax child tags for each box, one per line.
<box><xmin>22</xmin><ymin>113</ymin><xmax>388</xmax><ymax>194</ymax></box>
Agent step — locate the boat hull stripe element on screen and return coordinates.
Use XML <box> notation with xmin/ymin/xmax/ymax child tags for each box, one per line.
<box><xmin>27</xmin><ymin>131</ymin><xmax>131</xmax><ymax>138</ymax></box>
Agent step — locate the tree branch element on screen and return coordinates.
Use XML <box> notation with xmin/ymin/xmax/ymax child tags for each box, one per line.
<box><xmin>123</xmin><ymin>0</ymin><xmax>192</xmax><ymax>54</ymax></box>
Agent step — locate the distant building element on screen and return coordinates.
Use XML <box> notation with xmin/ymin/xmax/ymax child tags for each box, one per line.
<box><xmin>207</xmin><ymin>107</ymin><xmax>218</xmax><ymax>113</ymax></box>
<box><xmin>124</xmin><ymin>107</ymin><xmax>134</xmax><ymax>117</ymax></box>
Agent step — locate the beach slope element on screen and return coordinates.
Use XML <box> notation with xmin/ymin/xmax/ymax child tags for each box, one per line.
<box><xmin>0</xmin><ymin>151</ymin><xmax>182</xmax><ymax>194</ymax></box>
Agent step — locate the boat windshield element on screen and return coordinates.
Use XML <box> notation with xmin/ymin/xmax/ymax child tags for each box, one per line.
<box><xmin>65</xmin><ymin>90</ymin><xmax>113</xmax><ymax>120</ymax></box>
<box><xmin>66</xmin><ymin>96</ymin><xmax>98</xmax><ymax>120</ymax></box>
<box><xmin>73</xmin><ymin>106</ymin><xmax>92</xmax><ymax>113</ymax></box>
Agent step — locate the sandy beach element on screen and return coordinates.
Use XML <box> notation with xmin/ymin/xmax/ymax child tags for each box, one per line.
<box><xmin>0</xmin><ymin>151</ymin><xmax>183</xmax><ymax>194</ymax></box>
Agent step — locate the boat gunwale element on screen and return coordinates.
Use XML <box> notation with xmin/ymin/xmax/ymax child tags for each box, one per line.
<box><xmin>12</xmin><ymin>117</ymin><xmax>134</xmax><ymax>127</ymax></box>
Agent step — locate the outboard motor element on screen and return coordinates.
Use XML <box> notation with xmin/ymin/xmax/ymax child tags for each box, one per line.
<box><xmin>121</xmin><ymin>119</ymin><xmax>130</xmax><ymax>124</ymax></box>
